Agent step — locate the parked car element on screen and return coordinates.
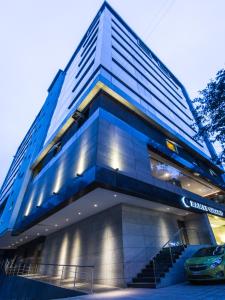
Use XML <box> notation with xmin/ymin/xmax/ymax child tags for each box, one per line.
<box><xmin>185</xmin><ymin>245</ymin><xmax>225</xmax><ymax>282</ymax></box>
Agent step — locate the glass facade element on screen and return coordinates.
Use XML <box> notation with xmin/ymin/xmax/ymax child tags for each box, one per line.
<box><xmin>150</xmin><ymin>152</ymin><xmax>220</xmax><ymax>197</ymax></box>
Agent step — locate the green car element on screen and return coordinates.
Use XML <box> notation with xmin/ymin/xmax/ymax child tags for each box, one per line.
<box><xmin>185</xmin><ymin>245</ymin><xmax>225</xmax><ymax>281</ymax></box>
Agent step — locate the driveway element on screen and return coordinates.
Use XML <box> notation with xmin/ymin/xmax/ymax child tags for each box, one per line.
<box><xmin>58</xmin><ymin>282</ymin><xmax>225</xmax><ymax>300</ymax></box>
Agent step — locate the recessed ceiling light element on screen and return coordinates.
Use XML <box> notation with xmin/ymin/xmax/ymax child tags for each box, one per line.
<box><xmin>54</xmin><ymin>224</ymin><xmax>58</xmax><ymax>227</ymax></box>
<box><xmin>25</xmin><ymin>236</ymin><xmax>28</xmax><ymax>239</ymax></box>
<box><xmin>66</xmin><ymin>218</ymin><xmax>69</xmax><ymax>222</ymax></box>
<box><xmin>37</xmin><ymin>233</ymin><xmax>40</xmax><ymax>236</ymax></box>
<box><xmin>166</xmin><ymin>207</ymin><xmax>170</xmax><ymax>210</ymax></box>
<box><xmin>78</xmin><ymin>212</ymin><xmax>82</xmax><ymax>215</ymax></box>
<box><xmin>113</xmin><ymin>194</ymin><xmax>117</xmax><ymax>198</ymax></box>
<box><xmin>94</xmin><ymin>204</ymin><xmax>98</xmax><ymax>207</ymax></box>
<box><xmin>45</xmin><ymin>228</ymin><xmax>49</xmax><ymax>232</ymax></box>
<box><xmin>193</xmin><ymin>172</ymin><xmax>200</xmax><ymax>176</ymax></box>
<box><xmin>164</xmin><ymin>172</ymin><xmax>170</xmax><ymax>178</ymax></box>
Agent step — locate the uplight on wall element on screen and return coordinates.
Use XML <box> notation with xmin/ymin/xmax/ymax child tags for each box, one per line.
<box><xmin>100</xmin><ymin>225</ymin><xmax>116</xmax><ymax>285</ymax></box>
<box><xmin>70</xmin><ymin>230</ymin><xmax>81</xmax><ymax>265</ymax></box>
<box><xmin>52</xmin><ymin>160</ymin><xmax>66</xmax><ymax>194</ymax></box>
<box><xmin>75</xmin><ymin>142</ymin><xmax>88</xmax><ymax>177</ymax></box>
<box><xmin>36</xmin><ymin>184</ymin><xmax>46</xmax><ymax>207</ymax></box>
<box><xmin>24</xmin><ymin>188</ymin><xmax>36</xmax><ymax>216</ymax></box>
<box><xmin>109</xmin><ymin>134</ymin><xmax>122</xmax><ymax>171</ymax></box>
<box><xmin>58</xmin><ymin>233</ymin><xmax>69</xmax><ymax>266</ymax></box>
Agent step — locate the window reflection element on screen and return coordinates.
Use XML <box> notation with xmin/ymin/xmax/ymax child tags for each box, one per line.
<box><xmin>150</xmin><ymin>152</ymin><xmax>220</xmax><ymax>197</ymax></box>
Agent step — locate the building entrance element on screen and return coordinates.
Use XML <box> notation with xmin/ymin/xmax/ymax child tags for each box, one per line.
<box><xmin>177</xmin><ymin>220</ymin><xmax>190</xmax><ymax>245</ymax></box>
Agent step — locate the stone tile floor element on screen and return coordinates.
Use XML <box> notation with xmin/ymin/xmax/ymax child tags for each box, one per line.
<box><xmin>58</xmin><ymin>282</ymin><xmax>225</xmax><ymax>300</ymax></box>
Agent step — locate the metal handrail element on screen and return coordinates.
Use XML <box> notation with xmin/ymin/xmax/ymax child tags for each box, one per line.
<box><xmin>3</xmin><ymin>261</ymin><xmax>95</xmax><ymax>293</ymax></box>
<box><xmin>161</xmin><ymin>227</ymin><xmax>201</xmax><ymax>269</ymax></box>
<box><xmin>125</xmin><ymin>227</ymin><xmax>202</xmax><ymax>286</ymax></box>
<box><xmin>162</xmin><ymin>228</ymin><xmax>184</xmax><ymax>249</ymax></box>
<box><xmin>162</xmin><ymin>227</ymin><xmax>200</xmax><ymax>249</ymax></box>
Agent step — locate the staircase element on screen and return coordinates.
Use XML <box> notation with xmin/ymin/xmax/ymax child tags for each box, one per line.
<box><xmin>127</xmin><ymin>227</ymin><xmax>207</xmax><ymax>288</ymax></box>
<box><xmin>128</xmin><ymin>245</ymin><xmax>185</xmax><ymax>288</ymax></box>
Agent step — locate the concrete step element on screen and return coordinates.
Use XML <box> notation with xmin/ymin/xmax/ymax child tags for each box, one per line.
<box><xmin>128</xmin><ymin>245</ymin><xmax>189</xmax><ymax>289</ymax></box>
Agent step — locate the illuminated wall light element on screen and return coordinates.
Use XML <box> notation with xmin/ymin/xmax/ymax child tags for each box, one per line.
<box><xmin>159</xmin><ymin>217</ymin><xmax>170</xmax><ymax>242</ymax></box>
<box><xmin>76</xmin><ymin>173</ymin><xmax>83</xmax><ymax>178</ymax></box>
<box><xmin>109</xmin><ymin>133</ymin><xmax>122</xmax><ymax>171</ymax></box>
<box><xmin>24</xmin><ymin>188</ymin><xmax>36</xmax><ymax>217</ymax></box>
<box><xmin>100</xmin><ymin>225</ymin><xmax>116</xmax><ymax>285</ymax></box>
<box><xmin>110</xmin><ymin>150</ymin><xmax>122</xmax><ymax>171</ymax></box>
<box><xmin>58</xmin><ymin>233</ymin><xmax>69</xmax><ymax>266</ymax></box>
<box><xmin>70</xmin><ymin>230</ymin><xmax>81</xmax><ymax>266</ymax></box>
<box><xmin>52</xmin><ymin>159</ymin><xmax>66</xmax><ymax>194</ymax></box>
<box><xmin>75</xmin><ymin>142</ymin><xmax>88</xmax><ymax>177</ymax></box>
<box><xmin>36</xmin><ymin>184</ymin><xmax>46</xmax><ymax>207</ymax></box>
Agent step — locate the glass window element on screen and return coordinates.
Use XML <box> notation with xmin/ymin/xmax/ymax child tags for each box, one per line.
<box><xmin>150</xmin><ymin>151</ymin><xmax>220</xmax><ymax>197</ymax></box>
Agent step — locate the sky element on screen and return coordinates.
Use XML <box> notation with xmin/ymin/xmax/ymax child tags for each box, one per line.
<box><xmin>0</xmin><ymin>0</ymin><xmax>225</xmax><ymax>186</ymax></box>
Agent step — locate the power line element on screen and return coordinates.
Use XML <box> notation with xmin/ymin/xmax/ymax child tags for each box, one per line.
<box><xmin>142</xmin><ymin>0</ymin><xmax>168</xmax><ymax>35</ymax></box>
<box><xmin>144</xmin><ymin>0</ymin><xmax>176</xmax><ymax>41</ymax></box>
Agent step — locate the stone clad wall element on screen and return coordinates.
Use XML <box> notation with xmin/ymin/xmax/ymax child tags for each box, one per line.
<box><xmin>40</xmin><ymin>203</ymin><xmax>215</xmax><ymax>288</ymax></box>
<box><xmin>122</xmin><ymin>205</ymin><xmax>179</xmax><ymax>283</ymax></box>
<box><xmin>121</xmin><ymin>205</ymin><xmax>215</xmax><ymax>284</ymax></box>
<box><xmin>41</xmin><ymin>205</ymin><xmax>124</xmax><ymax>287</ymax></box>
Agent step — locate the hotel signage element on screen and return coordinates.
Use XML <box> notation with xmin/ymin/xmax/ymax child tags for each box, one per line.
<box><xmin>181</xmin><ymin>196</ymin><xmax>224</xmax><ymax>217</ymax></box>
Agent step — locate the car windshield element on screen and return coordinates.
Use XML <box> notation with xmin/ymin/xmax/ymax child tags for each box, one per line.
<box><xmin>192</xmin><ymin>246</ymin><xmax>224</xmax><ymax>257</ymax></box>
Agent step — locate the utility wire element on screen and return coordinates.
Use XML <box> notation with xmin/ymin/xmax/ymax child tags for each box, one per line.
<box><xmin>142</xmin><ymin>0</ymin><xmax>168</xmax><ymax>36</ymax></box>
<box><xmin>144</xmin><ymin>0</ymin><xmax>176</xmax><ymax>41</ymax></box>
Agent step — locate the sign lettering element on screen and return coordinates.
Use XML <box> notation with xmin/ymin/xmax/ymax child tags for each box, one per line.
<box><xmin>181</xmin><ymin>196</ymin><xmax>223</xmax><ymax>217</ymax></box>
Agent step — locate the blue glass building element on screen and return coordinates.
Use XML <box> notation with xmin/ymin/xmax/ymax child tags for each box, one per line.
<box><xmin>0</xmin><ymin>2</ymin><xmax>225</xmax><ymax>287</ymax></box>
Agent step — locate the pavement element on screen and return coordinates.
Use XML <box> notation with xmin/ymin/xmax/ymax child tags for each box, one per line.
<box><xmin>57</xmin><ymin>282</ymin><xmax>225</xmax><ymax>300</ymax></box>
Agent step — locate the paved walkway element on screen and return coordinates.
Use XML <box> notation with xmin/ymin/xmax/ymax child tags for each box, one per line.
<box><xmin>58</xmin><ymin>282</ymin><xmax>225</xmax><ymax>300</ymax></box>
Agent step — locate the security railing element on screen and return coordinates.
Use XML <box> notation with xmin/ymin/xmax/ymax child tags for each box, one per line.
<box><xmin>2</xmin><ymin>261</ymin><xmax>94</xmax><ymax>293</ymax></box>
